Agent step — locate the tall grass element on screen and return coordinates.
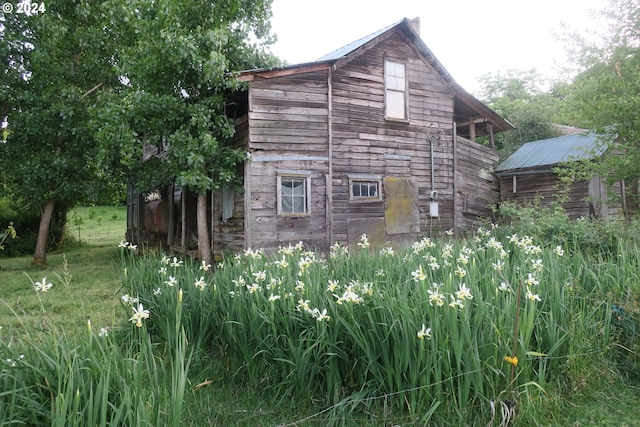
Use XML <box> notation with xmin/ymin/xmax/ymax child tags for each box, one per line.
<box><xmin>117</xmin><ymin>227</ymin><xmax>636</xmax><ymax>425</ymax></box>
<box><xmin>0</xmin><ymin>244</ymin><xmax>192</xmax><ymax>426</ymax></box>
<box><xmin>2</xmin><ymin>203</ymin><xmax>640</xmax><ymax>425</ymax></box>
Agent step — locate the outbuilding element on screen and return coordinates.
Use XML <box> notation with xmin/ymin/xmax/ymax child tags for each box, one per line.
<box><xmin>495</xmin><ymin>132</ymin><xmax>636</xmax><ymax>219</ymax></box>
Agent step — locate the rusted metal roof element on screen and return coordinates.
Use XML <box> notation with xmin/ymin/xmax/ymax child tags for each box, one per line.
<box><xmin>495</xmin><ymin>132</ymin><xmax>607</xmax><ymax>176</ymax></box>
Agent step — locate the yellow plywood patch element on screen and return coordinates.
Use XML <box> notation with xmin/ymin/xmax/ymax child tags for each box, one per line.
<box><xmin>384</xmin><ymin>177</ymin><xmax>420</xmax><ymax>234</ymax></box>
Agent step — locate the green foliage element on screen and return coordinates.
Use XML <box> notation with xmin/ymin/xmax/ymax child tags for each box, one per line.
<box><xmin>476</xmin><ymin>69</ymin><xmax>564</xmax><ymax>160</ymax></box>
<box><xmin>0</xmin><ymin>1</ymin><xmax>122</xmax><ymax>205</ymax></box>
<box><xmin>117</xmin><ymin>231</ymin><xmax>634</xmax><ymax>425</ymax></box>
<box><xmin>0</xmin><ymin>1</ymin><xmax>126</xmax><ymax>262</ymax></box>
<box><xmin>92</xmin><ymin>0</ymin><xmax>279</xmax><ymax>196</ymax></box>
<box><xmin>560</xmin><ymin>0</ymin><xmax>640</xmax><ymax>201</ymax></box>
<box><xmin>1</xmin><ymin>249</ymin><xmax>191</xmax><ymax>426</ymax></box>
<box><xmin>493</xmin><ymin>199</ymin><xmax>640</xmax><ymax>256</ymax></box>
<box><xmin>3</xmin><ymin>206</ymin><xmax>640</xmax><ymax>425</ymax></box>
<box><xmin>0</xmin><ymin>197</ymin><xmax>64</xmax><ymax>258</ymax></box>
<box><xmin>0</xmin><ymin>222</ymin><xmax>16</xmax><ymax>250</ymax></box>
<box><xmin>0</xmin><ymin>316</ymin><xmax>191</xmax><ymax>425</ymax></box>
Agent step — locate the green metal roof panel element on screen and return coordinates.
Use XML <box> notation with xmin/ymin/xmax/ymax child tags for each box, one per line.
<box><xmin>495</xmin><ymin>132</ymin><xmax>606</xmax><ymax>175</ymax></box>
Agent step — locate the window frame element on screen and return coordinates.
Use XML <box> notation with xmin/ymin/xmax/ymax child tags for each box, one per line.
<box><xmin>348</xmin><ymin>174</ymin><xmax>383</xmax><ymax>202</ymax></box>
<box><xmin>276</xmin><ymin>170</ymin><xmax>311</xmax><ymax>216</ymax></box>
<box><xmin>384</xmin><ymin>59</ymin><xmax>408</xmax><ymax>121</ymax></box>
<box><xmin>221</xmin><ymin>185</ymin><xmax>235</xmax><ymax>222</ymax></box>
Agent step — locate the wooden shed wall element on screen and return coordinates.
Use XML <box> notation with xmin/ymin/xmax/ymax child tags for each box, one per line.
<box><xmin>211</xmin><ymin>115</ymin><xmax>249</xmax><ymax>256</ymax></box>
<box><xmin>247</xmin><ymin>159</ymin><xmax>328</xmax><ymax>250</ymax></box>
<box><xmin>499</xmin><ymin>172</ymin><xmax>592</xmax><ymax>219</ymax></box>
<box><xmin>455</xmin><ymin>136</ymin><xmax>499</xmax><ymax>230</ymax></box>
<box><xmin>330</xmin><ymin>31</ymin><xmax>456</xmax><ymax>244</ymax></box>
<box><xmin>588</xmin><ymin>177</ymin><xmax>626</xmax><ymax>218</ymax></box>
<box><xmin>246</xmin><ymin>71</ymin><xmax>330</xmax><ymax>251</ymax></box>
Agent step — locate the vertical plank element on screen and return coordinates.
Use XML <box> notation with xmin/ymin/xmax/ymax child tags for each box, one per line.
<box><xmin>326</xmin><ymin>68</ymin><xmax>334</xmax><ymax>248</ymax></box>
<box><xmin>452</xmin><ymin>122</ymin><xmax>458</xmax><ymax>236</ymax></box>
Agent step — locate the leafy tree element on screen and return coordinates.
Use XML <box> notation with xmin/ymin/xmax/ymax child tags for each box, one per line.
<box><xmin>561</xmin><ymin>0</ymin><xmax>640</xmax><ymax>205</ymax></box>
<box><xmin>476</xmin><ymin>69</ymin><xmax>563</xmax><ymax>160</ymax></box>
<box><xmin>94</xmin><ymin>0</ymin><xmax>279</xmax><ymax>264</ymax></box>
<box><xmin>0</xmin><ymin>1</ymin><xmax>120</xmax><ymax>265</ymax></box>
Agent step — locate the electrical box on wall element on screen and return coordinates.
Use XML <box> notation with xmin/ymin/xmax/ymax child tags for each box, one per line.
<box><xmin>429</xmin><ymin>201</ymin><xmax>439</xmax><ymax>218</ymax></box>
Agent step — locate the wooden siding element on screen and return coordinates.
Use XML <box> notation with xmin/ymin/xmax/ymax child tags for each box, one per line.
<box><xmin>211</xmin><ymin>115</ymin><xmax>249</xmax><ymax>256</ymax></box>
<box><xmin>240</xmin><ymin>29</ymin><xmax>501</xmax><ymax>252</ymax></box>
<box><xmin>499</xmin><ymin>172</ymin><xmax>597</xmax><ymax>219</ymax></box>
<box><xmin>455</xmin><ymin>136</ymin><xmax>500</xmax><ymax>230</ymax></box>
<box><xmin>330</xmin><ymin>32</ymin><xmax>456</xmax><ymax>244</ymax></box>
<box><xmin>248</xmin><ymin>72</ymin><xmax>329</xmax><ymax>157</ymax></box>
<box><xmin>245</xmin><ymin>70</ymin><xmax>330</xmax><ymax>251</ymax></box>
<box><xmin>211</xmin><ymin>187</ymin><xmax>246</xmax><ymax>255</ymax></box>
<box><xmin>247</xmin><ymin>159</ymin><xmax>328</xmax><ymax>251</ymax></box>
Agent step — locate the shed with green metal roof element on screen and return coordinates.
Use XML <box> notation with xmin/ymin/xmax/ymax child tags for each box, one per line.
<box><xmin>495</xmin><ymin>132</ymin><xmax>632</xmax><ymax>219</ymax></box>
<box><xmin>495</xmin><ymin>132</ymin><xmax>605</xmax><ymax>176</ymax></box>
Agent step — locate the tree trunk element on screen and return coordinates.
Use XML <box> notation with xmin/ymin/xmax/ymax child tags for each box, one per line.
<box><xmin>196</xmin><ymin>192</ymin><xmax>212</xmax><ymax>266</ymax></box>
<box><xmin>32</xmin><ymin>197</ymin><xmax>56</xmax><ymax>266</ymax></box>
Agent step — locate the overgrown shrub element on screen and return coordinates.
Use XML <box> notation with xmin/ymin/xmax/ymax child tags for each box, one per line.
<box><xmin>492</xmin><ymin>199</ymin><xmax>640</xmax><ymax>255</ymax></box>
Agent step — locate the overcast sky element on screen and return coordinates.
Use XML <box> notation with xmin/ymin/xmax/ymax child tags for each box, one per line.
<box><xmin>268</xmin><ymin>0</ymin><xmax>605</xmax><ymax>94</ymax></box>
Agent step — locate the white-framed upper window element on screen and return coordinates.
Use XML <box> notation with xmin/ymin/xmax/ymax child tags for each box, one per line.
<box><xmin>349</xmin><ymin>174</ymin><xmax>382</xmax><ymax>201</ymax></box>
<box><xmin>277</xmin><ymin>170</ymin><xmax>311</xmax><ymax>216</ymax></box>
<box><xmin>384</xmin><ymin>60</ymin><xmax>407</xmax><ymax>120</ymax></box>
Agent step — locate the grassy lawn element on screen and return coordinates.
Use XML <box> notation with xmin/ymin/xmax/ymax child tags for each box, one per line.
<box><xmin>0</xmin><ymin>206</ymin><xmax>125</xmax><ymax>336</ymax></box>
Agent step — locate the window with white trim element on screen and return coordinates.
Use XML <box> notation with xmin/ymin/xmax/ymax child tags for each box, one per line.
<box><xmin>349</xmin><ymin>174</ymin><xmax>382</xmax><ymax>201</ymax></box>
<box><xmin>277</xmin><ymin>170</ymin><xmax>311</xmax><ymax>215</ymax></box>
<box><xmin>384</xmin><ymin>60</ymin><xmax>407</xmax><ymax>120</ymax></box>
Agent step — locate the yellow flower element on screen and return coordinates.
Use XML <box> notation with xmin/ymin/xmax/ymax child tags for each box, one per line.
<box><xmin>296</xmin><ymin>299</ymin><xmax>311</xmax><ymax>312</ymax></box>
<box><xmin>327</xmin><ymin>280</ymin><xmax>339</xmax><ymax>293</ymax></box>
<box><xmin>252</xmin><ymin>270</ymin><xmax>267</xmax><ymax>282</ymax></box>
<box><xmin>411</xmin><ymin>265</ymin><xmax>427</xmax><ymax>282</ymax></box>
<box><xmin>274</xmin><ymin>257</ymin><xmax>289</xmax><ymax>269</ymax></box>
<box><xmin>194</xmin><ymin>276</ymin><xmax>207</xmax><ymax>291</ymax></box>
<box><xmin>129</xmin><ymin>303</ymin><xmax>150</xmax><ymax>328</ymax></box>
<box><xmin>454</xmin><ymin>266</ymin><xmax>467</xmax><ymax>278</ymax></box>
<box><xmin>428</xmin><ymin>288</ymin><xmax>445</xmax><ymax>307</ymax></box>
<box><xmin>504</xmin><ymin>355</ymin><xmax>518</xmax><ymax>366</ymax></box>
<box><xmin>357</xmin><ymin>234</ymin><xmax>370</xmax><ymax>249</ymax></box>
<box><xmin>268</xmin><ymin>293</ymin><xmax>281</xmax><ymax>302</ymax></box>
<box><xmin>455</xmin><ymin>283</ymin><xmax>473</xmax><ymax>300</ymax></box>
<box><xmin>526</xmin><ymin>289</ymin><xmax>541</xmax><ymax>302</ymax></box>
<box><xmin>169</xmin><ymin>257</ymin><xmax>183</xmax><ymax>268</ymax></box>
<box><xmin>524</xmin><ymin>273</ymin><xmax>539</xmax><ymax>286</ymax></box>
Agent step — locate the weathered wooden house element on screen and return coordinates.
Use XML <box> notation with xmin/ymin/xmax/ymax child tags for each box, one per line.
<box><xmin>495</xmin><ymin>132</ymin><xmax>637</xmax><ymax>219</ymax></box>
<box><xmin>128</xmin><ymin>17</ymin><xmax>514</xmax><ymax>255</ymax></box>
